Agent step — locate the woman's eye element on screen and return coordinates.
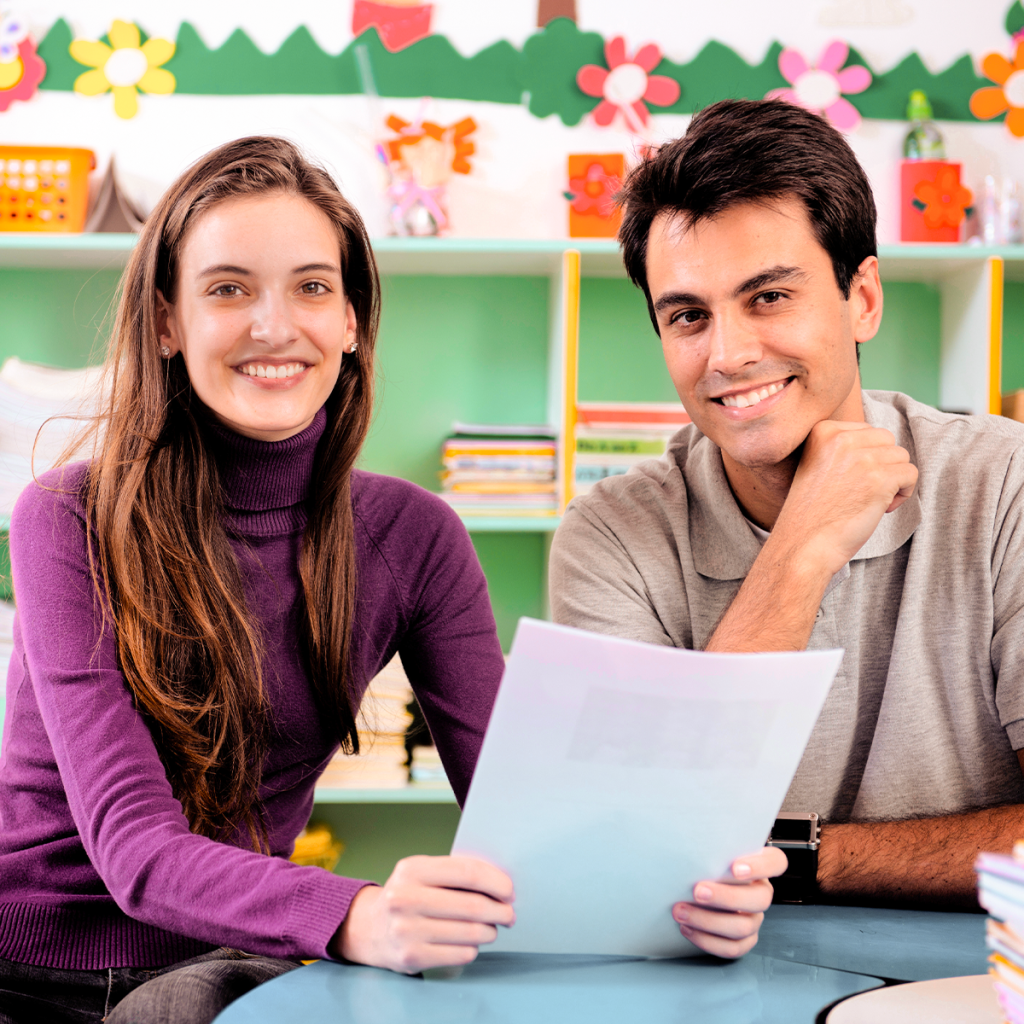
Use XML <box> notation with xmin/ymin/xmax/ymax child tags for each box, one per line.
<box><xmin>300</xmin><ymin>281</ymin><xmax>327</xmax><ymax>295</ymax></box>
<box><xmin>213</xmin><ymin>284</ymin><xmax>240</xmax><ymax>297</ymax></box>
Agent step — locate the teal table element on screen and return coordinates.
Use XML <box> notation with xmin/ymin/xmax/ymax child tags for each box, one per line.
<box><xmin>213</xmin><ymin>905</ymin><xmax>986</xmax><ymax>1024</ymax></box>
<box><xmin>757</xmin><ymin>904</ymin><xmax>987</xmax><ymax>982</ymax></box>
<box><xmin>214</xmin><ymin>951</ymin><xmax>880</xmax><ymax>1024</ymax></box>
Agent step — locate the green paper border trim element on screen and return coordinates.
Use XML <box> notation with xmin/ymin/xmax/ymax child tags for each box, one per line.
<box><xmin>33</xmin><ymin>17</ymin><xmax>993</xmax><ymax>126</ymax></box>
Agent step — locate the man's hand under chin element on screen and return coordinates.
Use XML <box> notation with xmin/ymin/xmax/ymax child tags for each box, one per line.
<box><xmin>705</xmin><ymin>418</ymin><xmax>918</xmax><ymax>655</ymax></box>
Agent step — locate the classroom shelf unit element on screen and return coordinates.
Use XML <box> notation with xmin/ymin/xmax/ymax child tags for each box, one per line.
<box><xmin>0</xmin><ymin>233</ymin><xmax>1019</xmax><ymax>880</ymax></box>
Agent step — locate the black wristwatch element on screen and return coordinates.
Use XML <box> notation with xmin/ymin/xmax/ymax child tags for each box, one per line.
<box><xmin>767</xmin><ymin>812</ymin><xmax>820</xmax><ymax>904</ymax></box>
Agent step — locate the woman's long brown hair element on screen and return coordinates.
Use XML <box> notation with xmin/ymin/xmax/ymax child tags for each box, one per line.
<box><xmin>77</xmin><ymin>137</ymin><xmax>380</xmax><ymax>849</ymax></box>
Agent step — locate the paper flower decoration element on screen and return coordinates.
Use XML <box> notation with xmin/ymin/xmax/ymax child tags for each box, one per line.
<box><xmin>576</xmin><ymin>37</ymin><xmax>680</xmax><ymax>134</ymax></box>
<box><xmin>352</xmin><ymin>0</ymin><xmax>433</xmax><ymax>53</ymax></box>
<box><xmin>70</xmin><ymin>20</ymin><xmax>175</xmax><ymax>120</ymax></box>
<box><xmin>970</xmin><ymin>42</ymin><xmax>1024</xmax><ymax>137</ymax></box>
<box><xmin>566</xmin><ymin>160</ymin><xmax>620</xmax><ymax>218</ymax></box>
<box><xmin>765</xmin><ymin>41</ymin><xmax>871</xmax><ymax>133</ymax></box>
<box><xmin>0</xmin><ymin>14</ymin><xmax>45</xmax><ymax>113</ymax></box>
<box><xmin>911</xmin><ymin>166</ymin><xmax>973</xmax><ymax>228</ymax></box>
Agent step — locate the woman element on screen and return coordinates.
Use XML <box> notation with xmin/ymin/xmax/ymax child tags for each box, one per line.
<box><xmin>0</xmin><ymin>137</ymin><xmax>780</xmax><ymax>1023</ymax></box>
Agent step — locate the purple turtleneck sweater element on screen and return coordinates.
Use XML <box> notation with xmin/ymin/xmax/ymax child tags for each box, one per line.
<box><xmin>0</xmin><ymin>409</ymin><xmax>504</xmax><ymax>970</ymax></box>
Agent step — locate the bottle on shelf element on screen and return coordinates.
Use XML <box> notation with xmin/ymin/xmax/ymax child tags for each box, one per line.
<box><xmin>903</xmin><ymin>90</ymin><xmax>945</xmax><ymax>161</ymax></box>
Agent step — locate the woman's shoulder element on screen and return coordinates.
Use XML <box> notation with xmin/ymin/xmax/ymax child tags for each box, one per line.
<box><xmin>350</xmin><ymin>470</ymin><xmax>469</xmax><ymax>551</ymax></box>
<box><xmin>10</xmin><ymin>460</ymin><xmax>91</xmax><ymax>531</ymax></box>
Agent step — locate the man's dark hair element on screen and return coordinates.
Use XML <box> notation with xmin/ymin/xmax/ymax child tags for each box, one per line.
<box><xmin>618</xmin><ymin>98</ymin><xmax>877</xmax><ymax>331</ymax></box>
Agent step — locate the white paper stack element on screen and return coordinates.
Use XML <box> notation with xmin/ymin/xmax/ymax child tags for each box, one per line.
<box><xmin>317</xmin><ymin>655</ymin><xmax>414</xmax><ymax>789</ymax></box>
<box><xmin>0</xmin><ymin>358</ymin><xmax>105</xmax><ymax>518</ymax></box>
<box><xmin>978</xmin><ymin>842</ymin><xmax>1024</xmax><ymax>1021</ymax></box>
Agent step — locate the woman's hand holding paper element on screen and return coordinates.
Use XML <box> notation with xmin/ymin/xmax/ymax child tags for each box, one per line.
<box><xmin>671</xmin><ymin>846</ymin><xmax>787</xmax><ymax>958</ymax></box>
<box><xmin>334</xmin><ymin>854</ymin><xmax>516</xmax><ymax>974</ymax></box>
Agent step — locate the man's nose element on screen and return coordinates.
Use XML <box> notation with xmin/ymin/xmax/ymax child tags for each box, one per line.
<box><xmin>705</xmin><ymin>311</ymin><xmax>763</xmax><ymax>377</ymax></box>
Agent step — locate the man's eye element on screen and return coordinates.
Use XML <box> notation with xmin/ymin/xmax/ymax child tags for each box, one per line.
<box><xmin>757</xmin><ymin>291</ymin><xmax>785</xmax><ymax>304</ymax></box>
<box><xmin>674</xmin><ymin>309</ymin><xmax>705</xmax><ymax>325</ymax></box>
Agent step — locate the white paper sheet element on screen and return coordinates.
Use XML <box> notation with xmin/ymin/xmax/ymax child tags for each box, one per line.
<box><xmin>451</xmin><ymin>618</ymin><xmax>842</xmax><ymax>957</ymax></box>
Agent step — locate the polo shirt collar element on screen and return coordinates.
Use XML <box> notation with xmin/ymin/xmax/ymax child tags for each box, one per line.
<box><xmin>684</xmin><ymin>390</ymin><xmax>922</xmax><ymax>581</ymax></box>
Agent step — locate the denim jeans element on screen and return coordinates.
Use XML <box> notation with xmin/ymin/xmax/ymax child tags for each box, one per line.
<box><xmin>0</xmin><ymin>946</ymin><xmax>298</xmax><ymax>1024</ymax></box>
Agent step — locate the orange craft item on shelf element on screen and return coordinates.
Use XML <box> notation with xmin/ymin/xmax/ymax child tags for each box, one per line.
<box><xmin>0</xmin><ymin>147</ymin><xmax>95</xmax><ymax>233</ymax></box>
<box><xmin>567</xmin><ymin>153</ymin><xmax>624</xmax><ymax>238</ymax></box>
<box><xmin>900</xmin><ymin>160</ymin><xmax>972</xmax><ymax>243</ymax></box>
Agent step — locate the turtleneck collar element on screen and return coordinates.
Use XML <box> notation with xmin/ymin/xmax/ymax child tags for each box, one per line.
<box><xmin>205</xmin><ymin>407</ymin><xmax>327</xmax><ymax>537</ymax></box>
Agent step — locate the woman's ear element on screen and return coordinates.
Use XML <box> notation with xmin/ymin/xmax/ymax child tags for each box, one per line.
<box><xmin>344</xmin><ymin>300</ymin><xmax>358</xmax><ymax>353</ymax></box>
<box><xmin>155</xmin><ymin>290</ymin><xmax>180</xmax><ymax>358</ymax></box>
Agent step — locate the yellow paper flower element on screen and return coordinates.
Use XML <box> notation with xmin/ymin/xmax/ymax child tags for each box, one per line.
<box><xmin>70</xmin><ymin>20</ymin><xmax>175</xmax><ymax>119</ymax></box>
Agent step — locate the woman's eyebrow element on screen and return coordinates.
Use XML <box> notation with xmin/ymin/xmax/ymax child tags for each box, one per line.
<box><xmin>197</xmin><ymin>264</ymin><xmax>252</xmax><ymax>278</ymax></box>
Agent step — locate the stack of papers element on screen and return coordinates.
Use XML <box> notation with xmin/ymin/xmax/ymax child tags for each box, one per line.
<box><xmin>317</xmin><ymin>656</ymin><xmax>414</xmax><ymax>789</ymax></box>
<box><xmin>0</xmin><ymin>357</ymin><xmax>105</xmax><ymax>518</ymax></box>
<box><xmin>438</xmin><ymin>423</ymin><xmax>558</xmax><ymax>516</ymax></box>
<box><xmin>574</xmin><ymin>402</ymin><xmax>689</xmax><ymax>495</ymax></box>
<box><xmin>977</xmin><ymin>843</ymin><xmax>1024</xmax><ymax>1020</ymax></box>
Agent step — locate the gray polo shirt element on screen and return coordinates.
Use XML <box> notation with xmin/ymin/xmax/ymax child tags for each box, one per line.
<box><xmin>550</xmin><ymin>390</ymin><xmax>1024</xmax><ymax>823</ymax></box>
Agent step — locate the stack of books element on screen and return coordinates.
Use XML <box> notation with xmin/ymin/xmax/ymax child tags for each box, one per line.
<box><xmin>977</xmin><ymin>841</ymin><xmax>1024</xmax><ymax>1020</ymax></box>
<box><xmin>409</xmin><ymin>745</ymin><xmax>447</xmax><ymax>786</ymax></box>
<box><xmin>317</xmin><ymin>656</ymin><xmax>415</xmax><ymax>789</ymax></box>
<box><xmin>574</xmin><ymin>402</ymin><xmax>691</xmax><ymax>495</ymax></box>
<box><xmin>0</xmin><ymin>357</ymin><xmax>104</xmax><ymax>518</ymax></box>
<box><xmin>438</xmin><ymin>422</ymin><xmax>558</xmax><ymax>517</ymax></box>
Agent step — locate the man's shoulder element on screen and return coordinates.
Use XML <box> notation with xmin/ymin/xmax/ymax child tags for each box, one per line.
<box><xmin>865</xmin><ymin>390</ymin><xmax>1024</xmax><ymax>471</ymax></box>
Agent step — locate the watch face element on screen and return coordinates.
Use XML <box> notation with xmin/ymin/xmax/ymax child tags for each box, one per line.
<box><xmin>771</xmin><ymin>817</ymin><xmax>815</xmax><ymax>843</ymax></box>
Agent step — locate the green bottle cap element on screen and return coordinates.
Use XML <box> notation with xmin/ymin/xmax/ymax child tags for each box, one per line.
<box><xmin>907</xmin><ymin>89</ymin><xmax>933</xmax><ymax>121</ymax></box>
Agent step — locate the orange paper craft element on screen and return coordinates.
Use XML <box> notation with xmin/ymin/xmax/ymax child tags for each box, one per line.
<box><xmin>900</xmin><ymin>161</ymin><xmax>971</xmax><ymax>243</ymax></box>
<box><xmin>567</xmin><ymin>154</ymin><xmax>624</xmax><ymax>238</ymax></box>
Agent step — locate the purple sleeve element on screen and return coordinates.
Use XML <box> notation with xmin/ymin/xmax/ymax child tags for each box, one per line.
<box><xmin>9</xmin><ymin>477</ymin><xmax>371</xmax><ymax>960</ymax></box>
<box><xmin>357</xmin><ymin>482</ymin><xmax>505</xmax><ymax>806</ymax></box>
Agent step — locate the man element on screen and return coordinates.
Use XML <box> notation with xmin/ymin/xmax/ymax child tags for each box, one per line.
<box><xmin>550</xmin><ymin>99</ymin><xmax>1024</xmax><ymax>921</ymax></box>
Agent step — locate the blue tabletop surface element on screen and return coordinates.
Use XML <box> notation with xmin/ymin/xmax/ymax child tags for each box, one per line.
<box><xmin>214</xmin><ymin>951</ymin><xmax>881</xmax><ymax>1024</ymax></box>
<box><xmin>213</xmin><ymin>904</ymin><xmax>987</xmax><ymax>1023</ymax></box>
<box><xmin>757</xmin><ymin>904</ymin><xmax>988</xmax><ymax>982</ymax></box>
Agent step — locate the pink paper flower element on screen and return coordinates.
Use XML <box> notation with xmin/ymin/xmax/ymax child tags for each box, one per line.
<box><xmin>577</xmin><ymin>37</ymin><xmax>680</xmax><ymax>134</ymax></box>
<box><xmin>0</xmin><ymin>36</ymin><xmax>46</xmax><ymax>113</ymax></box>
<box><xmin>765</xmin><ymin>41</ymin><xmax>870</xmax><ymax>133</ymax></box>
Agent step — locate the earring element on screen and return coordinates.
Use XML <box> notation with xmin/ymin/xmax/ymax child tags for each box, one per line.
<box><xmin>349</xmin><ymin>342</ymin><xmax>358</xmax><ymax>354</ymax></box>
<box><xmin>160</xmin><ymin>345</ymin><xmax>170</xmax><ymax>358</ymax></box>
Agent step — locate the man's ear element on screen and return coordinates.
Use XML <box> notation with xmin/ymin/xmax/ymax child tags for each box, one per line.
<box><xmin>155</xmin><ymin>290</ymin><xmax>180</xmax><ymax>357</ymax></box>
<box><xmin>850</xmin><ymin>255</ymin><xmax>883</xmax><ymax>345</ymax></box>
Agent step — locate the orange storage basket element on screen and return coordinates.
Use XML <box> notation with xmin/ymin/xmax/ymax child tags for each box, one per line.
<box><xmin>0</xmin><ymin>146</ymin><xmax>95</xmax><ymax>232</ymax></box>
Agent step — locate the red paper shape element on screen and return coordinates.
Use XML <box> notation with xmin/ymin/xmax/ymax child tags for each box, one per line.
<box><xmin>352</xmin><ymin>1</ymin><xmax>433</xmax><ymax>53</ymax></box>
<box><xmin>567</xmin><ymin>154</ymin><xmax>624</xmax><ymax>238</ymax></box>
<box><xmin>0</xmin><ymin>37</ymin><xmax>46</xmax><ymax>114</ymax></box>
<box><xmin>900</xmin><ymin>161</ymin><xmax>972</xmax><ymax>243</ymax></box>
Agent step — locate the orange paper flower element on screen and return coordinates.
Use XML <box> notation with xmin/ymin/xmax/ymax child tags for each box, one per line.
<box><xmin>971</xmin><ymin>41</ymin><xmax>1024</xmax><ymax>136</ymax></box>
<box><xmin>912</xmin><ymin>166</ymin><xmax>973</xmax><ymax>229</ymax></box>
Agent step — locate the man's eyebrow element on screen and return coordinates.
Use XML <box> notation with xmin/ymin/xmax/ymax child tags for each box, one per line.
<box><xmin>733</xmin><ymin>265</ymin><xmax>806</xmax><ymax>298</ymax></box>
<box><xmin>653</xmin><ymin>291</ymin><xmax>704</xmax><ymax>314</ymax></box>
